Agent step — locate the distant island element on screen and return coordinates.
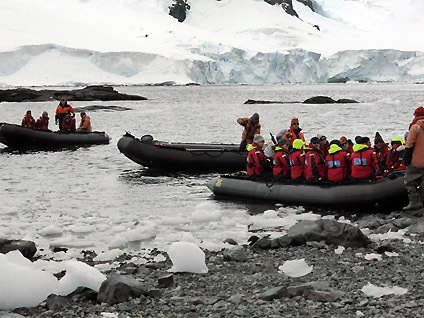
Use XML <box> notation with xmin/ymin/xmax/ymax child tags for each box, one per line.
<box><xmin>244</xmin><ymin>96</ymin><xmax>359</xmax><ymax>104</ymax></box>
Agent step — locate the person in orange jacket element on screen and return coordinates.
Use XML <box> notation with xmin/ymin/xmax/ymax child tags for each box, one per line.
<box><xmin>61</xmin><ymin>111</ymin><xmax>76</xmax><ymax>132</ymax></box>
<box><xmin>21</xmin><ymin>110</ymin><xmax>36</xmax><ymax>128</ymax></box>
<box><xmin>76</xmin><ymin>112</ymin><xmax>92</xmax><ymax>132</ymax></box>
<box><xmin>280</xmin><ymin>118</ymin><xmax>305</xmax><ymax>146</ymax></box>
<box><xmin>237</xmin><ymin>113</ymin><xmax>261</xmax><ymax>151</ymax></box>
<box><xmin>55</xmin><ymin>97</ymin><xmax>75</xmax><ymax>130</ymax></box>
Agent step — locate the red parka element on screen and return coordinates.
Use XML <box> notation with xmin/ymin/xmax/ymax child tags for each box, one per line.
<box><xmin>374</xmin><ymin>144</ymin><xmax>389</xmax><ymax>175</ymax></box>
<box><xmin>351</xmin><ymin>144</ymin><xmax>378</xmax><ymax>179</ymax></box>
<box><xmin>387</xmin><ymin>145</ymin><xmax>406</xmax><ymax>172</ymax></box>
<box><xmin>305</xmin><ymin>148</ymin><xmax>327</xmax><ymax>181</ymax></box>
<box><xmin>289</xmin><ymin>149</ymin><xmax>306</xmax><ymax>180</ymax></box>
<box><xmin>35</xmin><ymin>116</ymin><xmax>49</xmax><ymax>130</ymax></box>
<box><xmin>273</xmin><ymin>147</ymin><xmax>291</xmax><ymax>178</ymax></box>
<box><xmin>21</xmin><ymin>114</ymin><xmax>35</xmax><ymax>128</ymax></box>
<box><xmin>62</xmin><ymin>114</ymin><xmax>76</xmax><ymax>131</ymax></box>
<box><xmin>247</xmin><ymin>143</ymin><xmax>268</xmax><ymax>177</ymax></box>
<box><xmin>326</xmin><ymin>144</ymin><xmax>351</xmax><ymax>181</ymax></box>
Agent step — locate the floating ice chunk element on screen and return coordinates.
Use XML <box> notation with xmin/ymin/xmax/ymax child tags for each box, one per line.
<box><xmin>94</xmin><ymin>263</ymin><xmax>116</xmax><ymax>272</ymax></box>
<box><xmin>109</xmin><ymin>235</ymin><xmax>128</xmax><ymax>249</ymax></box>
<box><xmin>384</xmin><ymin>251</ymin><xmax>399</xmax><ymax>257</ymax></box>
<box><xmin>279</xmin><ymin>259</ymin><xmax>313</xmax><ymax>277</ymax></box>
<box><xmin>94</xmin><ymin>249</ymin><xmax>124</xmax><ymax>262</ymax></box>
<box><xmin>38</xmin><ymin>225</ymin><xmax>63</xmax><ymax>236</ymax></box>
<box><xmin>168</xmin><ymin>242</ymin><xmax>208</xmax><ymax>274</ymax></box>
<box><xmin>191</xmin><ymin>210</ymin><xmax>222</xmax><ymax>223</ymax></box>
<box><xmin>364</xmin><ymin>253</ymin><xmax>382</xmax><ymax>261</ymax></box>
<box><xmin>180</xmin><ymin>232</ymin><xmax>197</xmax><ymax>243</ymax></box>
<box><xmin>123</xmin><ymin>227</ymin><xmax>156</xmax><ymax>242</ymax></box>
<box><xmin>361</xmin><ymin>282</ymin><xmax>407</xmax><ymax>297</ymax></box>
<box><xmin>335</xmin><ymin>246</ymin><xmax>345</xmax><ymax>255</ymax></box>
<box><xmin>68</xmin><ymin>224</ymin><xmax>96</xmax><ymax>233</ymax></box>
<box><xmin>0</xmin><ymin>251</ymin><xmax>59</xmax><ymax>310</ymax></box>
<box><xmin>33</xmin><ymin>259</ymin><xmax>66</xmax><ymax>274</ymax></box>
<box><xmin>57</xmin><ymin>260</ymin><xmax>106</xmax><ymax>296</ymax></box>
<box><xmin>161</xmin><ymin>216</ymin><xmax>190</xmax><ymax>225</ymax></box>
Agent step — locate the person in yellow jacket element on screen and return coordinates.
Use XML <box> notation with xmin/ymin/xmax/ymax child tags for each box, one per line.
<box><xmin>237</xmin><ymin>113</ymin><xmax>261</xmax><ymax>151</ymax></box>
<box><xmin>76</xmin><ymin>112</ymin><xmax>92</xmax><ymax>132</ymax></box>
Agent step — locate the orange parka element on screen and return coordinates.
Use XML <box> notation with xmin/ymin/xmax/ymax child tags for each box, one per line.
<box><xmin>237</xmin><ymin>117</ymin><xmax>261</xmax><ymax>144</ymax></box>
<box><xmin>407</xmin><ymin>120</ymin><xmax>424</xmax><ymax>168</ymax></box>
<box><xmin>78</xmin><ymin>115</ymin><xmax>92</xmax><ymax>132</ymax></box>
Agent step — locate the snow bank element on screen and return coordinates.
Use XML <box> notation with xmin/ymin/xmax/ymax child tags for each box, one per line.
<box><xmin>168</xmin><ymin>242</ymin><xmax>208</xmax><ymax>274</ymax></box>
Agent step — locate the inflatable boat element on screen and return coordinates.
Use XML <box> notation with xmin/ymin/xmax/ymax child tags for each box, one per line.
<box><xmin>0</xmin><ymin>123</ymin><xmax>110</xmax><ymax>148</ymax></box>
<box><xmin>207</xmin><ymin>171</ymin><xmax>407</xmax><ymax>209</ymax></box>
<box><xmin>117</xmin><ymin>133</ymin><xmax>247</xmax><ymax>172</ymax></box>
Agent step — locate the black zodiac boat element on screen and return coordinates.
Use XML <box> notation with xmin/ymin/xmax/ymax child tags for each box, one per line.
<box><xmin>117</xmin><ymin>133</ymin><xmax>247</xmax><ymax>172</ymax></box>
<box><xmin>0</xmin><ymin>123</ymin><xmax>110</xmax><ymax>148</ymax></box>
<box><xmin>207</xmin><ymin>171</ymin><xmax>407</xmax><ymax>209</ymax></box>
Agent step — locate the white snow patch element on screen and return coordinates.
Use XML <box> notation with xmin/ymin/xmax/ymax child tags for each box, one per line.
<box><xmin>364</xmin><ymin>253</ymin><xmax>383</xmax><ymax>261</ymax></box>
<box><xmin>361</xmin><ymin>282</ymin><xmax>408</xmax><ymax>298</ymax></box>
<box><xmin>369</xmin><ymin>230</ymin><xmax>412</xmax><ymax>243</ymax></box>
<box><xmin>168</xmin><ymin>242</ymin><xmax>208</xmax><ymax>274</ymax></box>
<box><xmin>384</xmin><ymin>251</ymin><xmax>399</xmax><ymax>257</ymax></box>
<box><xmin>334</xmin><ymin>246</ymin><xmax>345</xmax><ymax>255</ymax></box>
<box><xmin>279</xmin><ymin>259</ymin><xmax>313</xmax><ymax>277</ymax></box>
<box><xmin>94</xmin><ymin>249</ymin><xmax>124</xmax><ymax>262</ymax></box>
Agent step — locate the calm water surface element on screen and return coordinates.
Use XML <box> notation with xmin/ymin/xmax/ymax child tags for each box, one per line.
<box><xmin>0</xmin><ymin>83</ymin><xmax>423</xmax><ymax>255</ymax></box>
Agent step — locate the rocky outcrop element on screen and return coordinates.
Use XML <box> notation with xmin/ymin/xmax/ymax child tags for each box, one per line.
<box><xmin>169</xmin><ymin>0</ymin><xmax>191</xmax><ymax>23</ymax></box>
<box><xmin>0</xmin><ymin>239</ymin><xmax>37</xmax><ymax>260</ymax></box>
<box><xmin>303</xmin><ymin>96</ymin><xmax>359</xmax><ymax>104</ymax></box>
<box><xmin>0</xmin><ymin>85</ymin><xmax>147</xmax><ymax>103</ymax></box>
<box><xmin>97</xmin><ymin>275</ymin><xmax>148</xmax><ymax>305</ymax></box>
<box><xmin>264</xmin><ymin>0</ymin><xmax>298</xmax><ymax>18</ymax></box>
<box><xmin>297</xmin><ymin>0</ymin><xmax>314</xmax><ymax>12</ymax></box>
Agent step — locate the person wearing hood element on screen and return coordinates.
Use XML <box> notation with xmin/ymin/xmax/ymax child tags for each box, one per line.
<box><xmin>289</xmin><ymin>139</ymin><xmax>306</xmax><ymax>180</ymax></box>
<box><xmin>237</xmin><ymin>112</ymin><xmax>261</xmax><ymax>151</ymax></box>
<box><xmin>340</xmin><ymin>136</ymin><xmax>353</xmax><ymax>154</ymax></box>
<box><xmin>351</xmin><ymin>136</ymin><xmax>378</xmax><ymax>180</ymax></box>
<box><xmin>326</xmin><ymin>140</ymin><xmax>351</xmax><ymax>181</ymax></box>
<box><xmin>35</xmin><ymin>111</ymin><xmax>49</xmax><ymax>130</ymax></box>
<box><xmin>246</xmin><ymin>134</ymin><xmax>271</xmax><ymax>178</ymax></box>
<box><xmin>403</xmin><ymin>107</ymin><xmax>424</xmax><ymax>212</ymax></box>
<box><xmin>272</xmin><ymin>138</ymin><xmax>291</xmax><ymax>180</ymax></box>
<box><xmin>281</xmin><ymin>118</ymin><xmax>305</xmax><ymax>146</ymax></box>
<box><xmin>305</xmin><ymin>137</ymin><xmax>327</xmax><ymax>181</ymax></box>
<box><xmin>409</xmin><ymin>106</ymin><xmax>424</xmax><ymax>130</ymax></box>
<box><xmin>374</xmin><ymin>132</ymin><xmax>389</xmax><ymax>175</ymax></box>
<box><xmin>387</xmin><ymin>136</ymin><xmax>406</xmax><ymax>172</ymax></box>
<box><xmin>55</xmin><ymin>97</ymin><xmax>75</xmax><ymax>130</ymax></box>
<box><xmin>21</xmin><ymin>110</ymin><xmax>36</xmax><ymax>128</ymax></box>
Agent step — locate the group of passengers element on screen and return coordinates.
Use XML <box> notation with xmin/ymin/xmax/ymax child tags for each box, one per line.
<box><xmin>21</xmin><ymin>98</ymin><xmax>92</xmax><ymax>133</ymax></box>
<box><xmin>238</xmin><ymin>113</ymin><xmax>406</xmax><ymax>182</ymax></box>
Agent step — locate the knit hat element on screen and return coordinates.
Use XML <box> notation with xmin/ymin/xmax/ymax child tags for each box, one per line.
<box><xmin>251</xmin><ymin>113</ymin><xmax>259</xmax><ymax>123</ymax></box>
<box><xmin>317</xmin><ymin>134</ymin><xmax>326</xmax><ymax>140</ymax></box>
<box><xmin>391</xmin><ymin>136</ymin><xmax>404</xmax><ymax>144</ymax></box>
<box><xmin>339</xmin><ymin>136</ymin><xmax>348</xmax><ymax>143</ymax></box>
<box><xmin>42</xmin><ymin>111</ymin><xmax>48</xmax><ymax>117</ymax></box>
<box><xmin>374</xmin><ymin>132</ymin><xmax>384</xmax><ymax>144</ymax></box>
<box><xmin>26</xmin><ymin>110</ymin><xmax>31</xmax><ymax>114</ymax></box>
<box><xmin>253</xmin><ymin>134</ymin><xmax>264</xmax><ymax>144</ymax></box>
<box><xmin>310</xmin><ymin>137</ymin><xmax>320</xmax><ymax>144</ymax></box>
<box><xmin>291</xmin><ymin>118</ymin><xmax>299</xmax><ymax>124</ymax></box>
<box><xmin>355</xmin><ymin>136</ymin><xmax>363</xmax><ymax>144</ymax></box>
<box><xmin>278</xmin><ymin>138</ymin><xmax>289</xmax><ymax>147</ymax></box>
<box><xmin>330</xmin><ymin>139</ymin><xmax>342</xmax><ymax>147</ymax></box>
<box><xmin>292</xmin><ymin>139</ymin><xmax>305</xmax><ymax>150</ymax></box>
<box><xmin>414</xmin><ymin>106</ymin><xmax>424</xmax><ymax>117</ymax></box>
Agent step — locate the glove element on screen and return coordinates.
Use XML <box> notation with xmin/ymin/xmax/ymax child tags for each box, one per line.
<box><xmin>403</xmin><ymin>147</ymin><xmax>413</xmax><ymax>166</ymax></box>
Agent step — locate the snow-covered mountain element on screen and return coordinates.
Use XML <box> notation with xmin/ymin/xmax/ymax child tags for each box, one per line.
<box><xmin>1</xmin><ymin>0</ymin><xmax>424</xmax><ymax>86</ymax></box>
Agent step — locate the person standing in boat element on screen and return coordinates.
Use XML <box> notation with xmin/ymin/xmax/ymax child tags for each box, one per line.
<box><xmin>305</xmin><ymin>137</ymin><xmax>327</xmax><ymax>181</ymax></box>
<box><xmin>351</xmin><ymin>136</ymin><xmax>378</xmax><ymax>180</ymax></box>
<box><xmin>403</xmin><ymin>107</ymin><xmax>424</xmax><ymax>212</ymax></box>
<box><xmin>373</xmin><ymin>132</ymin><xmax>389</xmax><ymax>176</ymax></box>
<box><xmin>76</xmin><ymin>112</ymin><xmax>92</xmax><ymax>132</ymax></box>
<box><xmin>279</xmin><ymin>118</ymin><xmax>305</xmax><ymax>146</ymax></box>
<box><xmin>237</xmin><ymin>113</ymin><xmax>261</xmax><ymax>151</ymax></box>
<box><xmin>61</xmin><ymin>111</ymin><xmax>76</xmax><ymax>132</ymax></box>
<box><xmin>247</xmin><ymin>134</ymin><xmax>272</xmax><ymax>178</ymax></box>
<box><xmin>387</xmin><ymin>136</ymin><xmax>406</xmax><ymax>172</ymax></box>
<box><xmin>289</xmin><ymin>139</ymin><xmax>306</xmax><ymax>181</ymax></box>
<box><xmin>21</xmin><ymin>110</ymin><xmax>36</xmax><ymax>128</ymax></box>
<box><xmin>55</xmin><ymin>97</ymin><xmax>75</xmax><ymax>130</ymax></box>
<box><xmin>272</xmin><ymin>138</ymin><xmax>291</xmax><ymax>180</ymax></box>
<box><xmin>35</xmin><ymin>111</ymin><xmax>49</xmax><ymax>130</ymax></box>
<box><xmin>326</xmin><ymin>140</ymin><xmax>351</xmax><ymax>182</ymax></box>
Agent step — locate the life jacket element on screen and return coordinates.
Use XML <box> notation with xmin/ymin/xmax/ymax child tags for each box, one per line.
<box><xmin>289</xmin><ymin>149</ymin><xmax>305</xmax><ymax>179</ymax></box>
<box><xmin>305</xmin><ymin>148</ymin><xmax>327</xmax><ymax>181</ymax></box>
<box><xmin>247</xmin><ymin>143</ymin><xmax>267</xmax><ymax>177</ymax></box>
<box><xmin>35</xmin><ymin>116</ymin><xmax>49</xmax><ymax>130</ymax></box>
<box><xmin>374</xmin><ymin>144</ymin><xmax>389</xmax><ymax>175</ymax></box>
<box><xmin>351</xmin><ymin>144</ymin><xmax>378</xmax><ymax>179</ymax></box>
<box><xmin>273</xmin><ymin>147</ymin><xmax>291</xmax><ymax>177</ymax></box>
<box><xmin>55</xmin><ymin>103</ymin><xmax>75</xmax><ymax>122</ymax></box>
<box><xmin>21</xmin><ymin>114</ymin><xmax>35</xmax><ymax>128</ymax></box>
<box><xmin>326</xmin><ymin>144</ymin><xmax>351</xmax><ymax>181</ymax></box>
<box><xmin>283</xmin><ymin>127</ymin><xmax>305</xmax><ymax>145</ymax></box>
<box><xmin>62</xmin><ymin>114</ymin><xmax>76</xmax><ymax>131</ymax></box>
<box><xmin>387</xmin><ymin>144</ymin><xmax>406</xmax><ymax>172</ymax></box>
<box><xmin>319</xmin><ymin>143</ymin><xmax>330</xmax><ymax>157</ymax></box>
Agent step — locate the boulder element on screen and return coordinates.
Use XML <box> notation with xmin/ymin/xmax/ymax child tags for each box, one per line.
<box><xmin>303</xmin><ymin>96</ymin><xmax>336</xmax><ymax>104</ymax></box>
<box><xmin>223</xmin><ymin>246</ymin><xmax>248</xmax><ymax>262</ymax></box>
<box><xmin>260</xmin><ymin>286</ymin><xmax>289</xmax><ymax>301</ymax></box>
<box><xmin>158</xmin><ymin>274</ymin><xmax>174</xmax><ymax>288</ymax></box>
<box><xmin>287</xmin><ymin>281</ymin><xmax>344</xmax><ymax>302</ymax></box>
<box><xmin>46</xmin><ymin>295</ymin><xmax>69</xmax><ymax>311</ymax></box>
<box><xmin>0</xmin><ymin>239</ymin><xmax>37</xmax><ymax>260</ymax></box>
<box><xmin>97</xmin><ymin>275</ymin><xmax>147</xmax><ymax>305</ymax></box>
<box><xmin>336</xmin><ymin>98</ymin><xmax>359</xmax><ymax>103</ymax></box>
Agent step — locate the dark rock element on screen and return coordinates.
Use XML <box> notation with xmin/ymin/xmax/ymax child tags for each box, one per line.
<box><xmin>391</xmin><ymin>217</ymin><xmax>416</xmax><ymax>229</ymax></box>
<box><xmin>147</xmin><ymin>289</ymin><xmax>162</xmax><ymax>298</ymax></box>
<box><xmin>357</xmin><ymin>217</ymin><xmax>386</xmax><ymax>229</ymax></box>
<box><xmin>0</xmin><ymin>85</ymin><xmax>147</xmax><ymax>103</ymax></box>
<box><xmin>287</xmin><ymin>281</ymin><xmax>344</xmax><ymax>302</ymax></box>
<box><xmin>265</xmin><ymin>0</ymin><xmax>299</xmax><ymax>18</ymax></box>
<box><xmin>158</xmin><ymin>274</ymin><xmax>174</xmax><ymax>288</ymax></box>
<box><xmin>306</xmin><ymin>289</ymin><xmax>344</xmax><ymax>302</ymax></box>
<box><xmin>373</xmin><ymin>243</ymin><xmax>395</xmax><ymax>254</ymax></box>
<box><xmin>46</xmin><ymin>295</ymin><xmax>69</xmax><ymax>311</ymax></box>
<box><xmin>0</xmin><ymin>239</ymin><xmax>37</xmax><ymax>260</ymax></box>
<box><xmin>297</xmin><ymin>0</ymin><xmax>314</xmax><ymax>11</ymax></box>
<box><xmin>406</xmin><ymin>220</ymin><xmax>424</xmax><ymax>234</ymax></box>
<box><xmin>336</xmin><ymin>98</ymin><xmax>359</xmax><ymax>103</ymax></box>
<box><xmin>244</xmin><ymin>99</ymin><xmax>283</xmax><ymax>104</ymax></box>
<box><xmin>223</xmin><ymin>238</ymin><xmax>238</xmax><ymax>245</ymax></box>
<box><xmin>223</xmin><ymin>246</ymin><xmax>248</xmax><ymax>262</ymax></box>
<box><xmin>327</xmin><ymin>76</ymin><xmax>350</xmax><ymax>83</ymax></box>
<box><xmin>69</xmin><ymin>287</ymin><xmax>98</xmax><ymax>302</ymax></box>
<box><xmin>375</xmin><ymin>223</ymin><xmax>399</xmax><ymax>234</ymax></box>
<box><xmin>51</xmin><ymin>247</ymin><xmax>68</xmax><ymax>253</ymax></box>
<box><xmin>169</xmin><ymin>0</ymin><xmax>190</xmax><ymax>23</ymax></box>
<box><xmin>287</xmin><ymin>219</ymin><xmax>370</xmax><ymax>247</ymax></box>
<box><xmin>303</xmin><ymin>96</ymin><xmax>336</xmax><ymax>104</ymax></box>
<box><xmin>260</xmin><ymin>286</ymin><xmax>290</xmax><ymax>301</ymax></box>
<box><xmin>313</xmin><ymin>24</ymin><xmax>320</xmax><ymax>31</ymax></box>
<box><xmin>73</xmin><ymin>105</ymin><xmax>132</xmax><ymax>112</ymax></box>
<box><xmin>97</xmin><ymin>275</ymin><xmax>147</xmax><ymax>305</ymax></box>
<box><xmin>247</xmin><ymin>235</ymin><xmax>260</xmax><ymax>245</ymax></box>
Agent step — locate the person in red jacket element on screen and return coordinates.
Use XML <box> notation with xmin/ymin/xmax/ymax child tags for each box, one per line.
<box><xmin>351</xmin><ymin>136</ymin><xmax>378</xmax><ymax>180</ymax></box>
<box><xmin>273</xmin><ymin>138</ymin><xmax>291</xmax><ymax>180</ymax></box>
<box><xmin>55</xmin><ymin>97</ymin><xmax>75</xmax><ymax>130</ymax></box>
<box><xmin>35</xmin><ymin>111</ymin><xmax>49</xmax><ymax>130</ymax></box>
<box><xmin>289</xmin><ymin>139</ymin><xmax>306</xmax><ymax>180</ymax></box>
<box><xmin>247</xmin><ymin>134</ymin><xmax>271</xmax><ymax>178</ymax></box>
<box><xmin>21</xmin><ymin>110</ymin><xmax>36</xmax><ymax>128</ymax></box>
<box><xmin>305</xmin><ymin>137</ymin><xmax>327</xmax><ymax>181</ymax></box>
<box><xmin>373</xmin><ymin>132</ymin><xmax>389</xmax><ymax>175</ymax></box>
<box><xmin>317</xmin><ymin>134</ymin><xmax>330</xmax><ymax>157</ymax></box>
<box><xmin>326</xmin><ymin>140</ymin><xmax>351</xmax><ymax>181</ymax></box>
<box><xmin>61</xmin><ymin>111</ymin><xmax>76</xmax><ymax>132</ymax></box>
<box><xmin>387</xmin><ymin>136</ymin><xmax>406</xmax><ymax>172</ymax></box>
<box><xmin>340</xmin><ymin>136</ymin><xmax>353</xmax><ymax>154</ymax></box>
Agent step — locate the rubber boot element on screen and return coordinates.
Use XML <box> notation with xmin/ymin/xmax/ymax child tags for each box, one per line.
<box><xmin>403</xmin><ymin>191</ymin><xmax>424</xmax><ymax>211</ymax></box>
